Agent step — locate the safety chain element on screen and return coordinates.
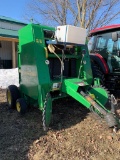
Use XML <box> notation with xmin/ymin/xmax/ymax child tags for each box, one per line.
<box><xmin>42</xmin><ymin>92</ymin><xmax>49</xmax><ymax>131</ymax></box>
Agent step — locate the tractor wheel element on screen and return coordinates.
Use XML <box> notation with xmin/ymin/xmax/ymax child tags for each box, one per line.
<box><xmin>6</xmin><ymin>85</ymin><xmax>20</xmax><ymax>109</ymax></box>
<box><xmin>91</xmin><ymin>63</ymin><xmax>105</xmax><ymax>85</ymax></box>
<box><xmin>16</xmin><ymin>98</ymin><xmax>27</xmax><ymax>115</ymax></box>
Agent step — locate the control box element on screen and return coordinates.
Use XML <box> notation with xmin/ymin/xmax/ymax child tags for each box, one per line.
<box><xmin>55</xmin><ymin>25</ymin><xmax>87</xmax><ymax>44</ymax></box>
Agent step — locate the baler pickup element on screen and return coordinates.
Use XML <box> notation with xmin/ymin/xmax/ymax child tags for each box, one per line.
<box><xmin>62</xmin><ymin>78</ymin><xmax>118</xmax><ymax>128</ymax></box>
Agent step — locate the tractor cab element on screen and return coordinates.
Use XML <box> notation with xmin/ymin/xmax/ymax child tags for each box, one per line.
<box><xmin>89</xmin><ymin>25</ymin><xmax>120</xmax><ymax>72</ymax></box>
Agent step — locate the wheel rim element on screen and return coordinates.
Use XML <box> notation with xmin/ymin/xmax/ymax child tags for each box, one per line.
<box><xmin>7</xmin><ymin>90</ymin><xmax>12</xmax><ymax>105</ymax></box>
<box><xmin>16</xmin><ymin>102</ymin><xmax>21</xmax><ymax>112</ymax></box>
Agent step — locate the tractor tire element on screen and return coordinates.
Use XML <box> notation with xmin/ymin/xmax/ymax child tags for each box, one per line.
<box><xmin>6</xmin><ymin>85</ymin><xmax>20</xmax><ymax>109</ymax></box>
<box><xmin>16</xmin><ymin>98</ymin><xmax>27</xmax><ymax>115</ymax></box>
<box><xmin>91</xmin><ymin>63</ymin><xmax>105</xmax><ymax>85</ymax></box>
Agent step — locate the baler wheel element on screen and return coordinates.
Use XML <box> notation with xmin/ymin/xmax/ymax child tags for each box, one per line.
<box><xmin>16</xmin><ymin>98</ymin><xmax>27</xmax><ymax>114</ymax></box>
<box><xmin>6</xmin><ymin>85</ymin><xmax>20</xmax><ymax>109</ymax></box>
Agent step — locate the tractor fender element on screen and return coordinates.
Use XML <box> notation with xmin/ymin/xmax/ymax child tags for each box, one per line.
<box><xmin>90</xmin><ymin>53</ymin><xmax>109</xmax><ymax>74</ymax></box>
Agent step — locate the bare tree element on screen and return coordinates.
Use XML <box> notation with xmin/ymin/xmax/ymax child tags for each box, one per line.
<box><xmin>26</xmin><ymin>0</ymin><xmax>70</xmax><ymax>25</ymax></box>
<box><xmin>26</xmin><ymin>0</ymin><xmax>120</xmax><ymax>31</ymax></box>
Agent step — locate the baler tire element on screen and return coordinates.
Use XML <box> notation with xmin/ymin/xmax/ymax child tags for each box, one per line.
<box><xmin>16</xmin><ymin>98</ymin><xmax>27</xmax><ymax>115</ymax></box>
<box><xmin>91</xmin><ymin>63</ymin><xmax>105</xmax><ymax>85</ymax></box>
<box><xmin>6</xmin><ymin>85</ymin><xmax>20</xmax><ymax>109</ymax></box>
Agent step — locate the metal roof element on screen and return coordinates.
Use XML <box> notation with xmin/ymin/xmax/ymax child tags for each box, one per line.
<box><xmin>0</xmin><ymin>28</ymin><xmax>18</xmax><ymax>38</ymax></box>
<box><xmin>0</xmin><ymin>16</ymin><xmax>27</xmax><ymax>40</ymax></box>
<box><xmin>0</xmin><ymin>15</ymin><xmax>27</xmax><ymax>25</ymax></box>
<box><xmin>90</xmin><ymin>24</ymin><xmax>120</xmax><ymax>36</ymax></box>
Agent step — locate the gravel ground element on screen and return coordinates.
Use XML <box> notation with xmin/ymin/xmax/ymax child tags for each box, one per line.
<box><xmin>0</xmin><ymin>88</ymin><xmax>120</xmax><ymax>160</ymax></box>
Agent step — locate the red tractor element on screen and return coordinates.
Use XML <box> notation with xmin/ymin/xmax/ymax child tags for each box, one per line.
<box><xmin>89</xmin><ymin>24</ymin><xmax>120</xmax><ymax>92</ymax></box>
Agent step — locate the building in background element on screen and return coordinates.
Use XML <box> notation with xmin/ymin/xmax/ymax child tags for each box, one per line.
<box><xmin>0</xmin><ymin>16</ymin><xmax>26</xmax><ymax>69</ymax></box>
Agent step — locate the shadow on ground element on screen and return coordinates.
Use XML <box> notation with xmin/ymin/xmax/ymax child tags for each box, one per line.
<box><xmin>51</xmin><ymin>97</ymin><xmax>90</xmax><ymax>130</ymax></box>
<box><xmin>0</xmin><ymin>90</ymin><xmax>89</xmax><ymax>160</ymax></box>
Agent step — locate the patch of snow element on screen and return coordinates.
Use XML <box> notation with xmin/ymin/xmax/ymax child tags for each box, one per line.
<box><xmin>0</xmin><ymin>68</ymin><xmax>19</xmax><ymax>89</ymax></box>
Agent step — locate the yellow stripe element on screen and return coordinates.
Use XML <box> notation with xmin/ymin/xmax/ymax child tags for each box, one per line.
<box><xmin>44</xmin><ymin>47</ymin><xmax>48</xmax><ymax>59</ymax></box>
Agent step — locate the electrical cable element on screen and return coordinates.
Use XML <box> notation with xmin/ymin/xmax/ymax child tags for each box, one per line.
<box><xmin>48</xmin><ymin>44</ymin><xmax>64</xmax><ymax>73</ymax></box>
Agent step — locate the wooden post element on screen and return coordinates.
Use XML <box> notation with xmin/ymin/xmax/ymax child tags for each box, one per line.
<box><xmin>12</xmin><ymin>41</ymin><xmax>16</xmax><ymax>68</ymax></box>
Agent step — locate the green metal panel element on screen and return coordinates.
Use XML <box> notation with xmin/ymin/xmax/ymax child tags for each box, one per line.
<box><xmin>88</xmin><ymin>87</ymin><xmax>108</xmax><ymax>107</ymax></box>
<box><xmin>80</xmin><ymin>45</ymin><xmax>93</xmax><ymax>84</ymax></box>
<box><xmin>18</xmin><ymin>24</ymin><xmax>55</xmax><ymax>104</ymax></box>
<box><xmin>19</xmin><ymin>42</ymin><xmax>38</xmax><ymax>99</ymax></box>
<box><xmin>18</xmin><ymin>24</ymin><xmax>34</xmax><ymax>52</ymax></box>
<box><xmin>62</xmin><ymin>78</ymin><xmax>91</xmax><ymax>108</ymax></box>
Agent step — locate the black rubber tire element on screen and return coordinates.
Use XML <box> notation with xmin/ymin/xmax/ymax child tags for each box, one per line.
<box><xmin>91</xmin><ymin>63</ymin><xmax>105</xmax><ymax>85</ymax></box>
<box><xmin>6</xmin><ymin>85</ymin><xmax>20</xmax><ymax>109</ymax></box>
<box><xmin>16</xmin><ymin>98</ymin><xmax>27</xmax><ymax>115</ymax></box>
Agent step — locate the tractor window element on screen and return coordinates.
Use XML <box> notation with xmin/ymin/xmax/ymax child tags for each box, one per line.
<box><xmin>107</xmin><ymin>39</ymin><xmax>114</xmax><ymax>53</ymax></box>
<box><xmin>96</xmin><ymin>37</ymin><xmax>106</xmax><ymax>50</ymax></box>
<box><xmin>117</xmin><ymin>38</ymin><xmax>120</xmax><ymax>50</ymax></box>
<box><xmin>91</xmin><ymin>32</ymin><xmax>120</xmax><ymax>54</ymax></box>
<box><xmin>113</xmin><ymin>41</ymin><xmax>118</xmax><ymax>52</ymax></box>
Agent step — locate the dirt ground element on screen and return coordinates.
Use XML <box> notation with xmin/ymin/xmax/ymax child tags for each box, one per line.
<box><xmin>0</xmin><ymin>88</ymin><xmax>120</xmax><ymax>160</ymax></box>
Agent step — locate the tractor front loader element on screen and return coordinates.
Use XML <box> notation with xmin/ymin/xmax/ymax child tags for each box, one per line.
<box><xmin>7</xmin><ymin>24</ymin><xmax>119</xmax><ymax>131</ymax></box>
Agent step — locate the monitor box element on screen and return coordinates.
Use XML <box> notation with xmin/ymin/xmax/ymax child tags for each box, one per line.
<box><xmin>55</xmin><ymin>25</ymin><xmax>87</xmax><ymax>44</ymax></box>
